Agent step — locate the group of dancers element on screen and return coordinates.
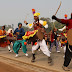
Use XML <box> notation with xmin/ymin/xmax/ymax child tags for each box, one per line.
<box><xmin>0</xmin><ymin>12</ymin><xmax>72</xmax><ymax>71</ymax></box>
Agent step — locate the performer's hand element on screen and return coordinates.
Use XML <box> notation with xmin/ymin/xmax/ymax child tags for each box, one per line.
<box><xmin>16</xmin><ymin>32</ymin><xmax>20</xmax><ymax>35</ymax></box>
<box><xmin>24</xmin><ymin>20</ymin><xmax>27</xmax><ymax>24</ymax></box>
<box><xmin>52</xmin><ymin>15</ymin><xmax>57</xmax><ymax>20</ymax></box>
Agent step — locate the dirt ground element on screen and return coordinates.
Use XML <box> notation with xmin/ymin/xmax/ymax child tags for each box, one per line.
<box><xmin>0</xmin><ymin>45</ymin><xmax>72</xmax><ymax>72</ymax></box>
<box><xmin>0</xmin><ymin>61</ymin><xmax>36</xmax><ymax>72</ymax></box>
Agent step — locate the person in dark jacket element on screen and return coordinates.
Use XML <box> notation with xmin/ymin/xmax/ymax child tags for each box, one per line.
<box><xmin>13</xmin><ymin>23</ymin><xmax>28</xmax><ymax>57</ymax></box>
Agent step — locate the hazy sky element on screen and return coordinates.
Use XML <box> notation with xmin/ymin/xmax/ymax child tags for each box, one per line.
<box><xmin>0</xmin><ymin>0</ymin><xmax>72</xmax><ymax>28</ymax></box>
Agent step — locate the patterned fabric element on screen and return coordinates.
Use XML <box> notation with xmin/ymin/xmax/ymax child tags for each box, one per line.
<box><xmin>22</xmin><ymin>30</ymin><xmax>38</xmax><ymax>40</ymax></box>
<box><xmin>0</xmin><ymin>39</ymin><xmax>10</xmax><ymax>47</ymax></box>
<box><xmin>33</xmin><ymin>21</ymin><xmax>42</xmax><ymax>30</ymax></box>
<box><xmin>63</xmin><ymin>33</ymin><xmax>67</xmax><ymax>38</ymax></box>
<box><xmin>0</xmin><ymin>29</ymin><xmax>10</xmax><ymax>47</ymax></box>
<box><xmin>61</xmin><ymin>33</ymin><xmax>67</xmax><ymax>38</ymax></box>
<box><xmin>61</xmin><ymin>40</ymin><xmax>67</xmax><ymax>44</ymax></box>
<box><xmin>0</xmin><ymin>35</ymin><xmax>6</xmax><ymax>38</ymax></box>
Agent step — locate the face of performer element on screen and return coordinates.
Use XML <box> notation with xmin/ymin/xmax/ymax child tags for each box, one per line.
<box><xmin>41</xmin><ymin>28</ymin><xmax>45</xmax><ymax>33</ymax></box>
<box><xmin>19</xmin><ymin>24</ymin><xmax>22</xmax><ymax>28</ymax></box>
<box><xmin>2</xmin><ymin>26</ymin><xmax>5</xmax><ymax>30</ymax></box>
<box><xmin>10</xmin><ymin>30</ymin><xmax>12</xmax><ymax>33</ymax></box>
<box><xmin>34</xmin><ymin>16</ymin><xmax>39</xmax><ymax>21</ymax></box>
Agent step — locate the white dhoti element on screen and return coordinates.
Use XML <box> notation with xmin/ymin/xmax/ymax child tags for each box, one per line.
<box><xmin>32</xmin><ymin>39</ymin><xmax>50</xmax><ymax>57</ymax></box>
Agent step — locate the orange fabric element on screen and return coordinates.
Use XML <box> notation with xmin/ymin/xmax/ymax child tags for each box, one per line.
<box><xmin>64</xmin><ymin>40</ymin><xmax>67</xmax><ymax>43</ymax></box>
<box><xmin>24</xmin><ymin>42</ymin><xmax>27</xmax><ymax>45</ymax></box>
<box><xmin>35</xmin><ymin>42</ymin><xmax>37</xmax><ymax>45</ymax></box>
<box><xmin>61</xmin><ymin>40</ymin><xmax>67</xmax><ymax>44</ymax></box>
<box><xmin>0</xmin><ymin>30</ymin><xmax>3</xmax><ymax>35</ymax></box>
<box><xmin>0</xmin><ymin>29</ymin><xmax>6</xmax><ymax>36</ymax></box>
<box><xmin>0</xmin><ymin>29</ymin><xmax>10</xmax><ymax>47</ymax></box>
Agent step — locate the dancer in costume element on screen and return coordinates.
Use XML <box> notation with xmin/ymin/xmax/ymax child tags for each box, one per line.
<box><xmin>0</xmin><ymin>26</ymin><xmax>10</xmax><ymax>47</ymax></box>
<box><xmin>23</xmin><ymin>12</ymin><xmax>52</xmax><ymax>64</ymax></box>
<box><xmin>13</xmin><ymin>23</ymin><xmax>28</xmax><ymax>57</ymax></box>
<box><xmin>50</xmin><ymin>28</ymin><xmax>61</xmax><ymax>53</ymax></box>
<box><xmin>58</xmin><ymin>26</ymin><xmax>67</xmax><ymax>53</ymax></box>
<box><xmin>43</xmin><ymin>28</ymin><xmax>49</xmax><ymax>46</ymax></box>
<box><xmin>52</xmin><ymin>13</ymin><xmax>72</xmax><ymax>71</ymax></box>
<box><xmin>58</xmin><ymin>14</ymin><xmax>68</xmax><ymax>52</ymax></box>
<box><xmin>7</xmin><ymin>28</ymin><xmax>14</xmax><ymax>52</ymax></box>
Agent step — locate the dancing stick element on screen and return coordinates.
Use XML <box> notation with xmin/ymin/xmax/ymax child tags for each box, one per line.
<box><xmin>55</xmin><ymin>1</ymin><xmax>62</xmax><ymax>16</ymax></box>
<box><xmin>53</xmin><ymin>1</ymin><xmax>62</xmax><ymax>28</ymax></box>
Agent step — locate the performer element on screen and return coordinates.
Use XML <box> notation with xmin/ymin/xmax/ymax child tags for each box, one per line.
<box><xmin>7</xmin><ymin>28</ymin><xmax>14</xmax><ymax>52</ymax></box>
<box><xmin>0</xmin><ymin>26</ymin><xmax>6</xmax><ymax>35</ymax></box>
<box><xmin>47</xmin><ymin>30</ymin><xmax>52</xmax><ymax>52</ymax></box>
<box><xmin>50</xmin><ymin>28</ymin><xmax>61</xmax><ymax>53</ymax></box>
<box><xmin>52</xmin><ymin>13</ymin><xmax>72</xmax><ymax>71</ymax></box>
<box><xmin>24</xmin><ymin>12</ymin><xmax>52</xmax><ymax>64</ymax></box>
<box><xmin>41</xmin><ymin>27</ymin><xmax>49</xmax><ymax>46</ymax></box>
<box><xmin>58</xmin><ymin>26</ymin><xmax>67</xmax><ymax>53</ymax></box>
<box><xmin>13</xmin><ymin>23</ymin><xmax>28</xmax><ymax>57</ymax></box>
<box><xmin>43</xmin><ymin>29</ymin><xmax>49</xmax><ymax>46</ymax></box>
<box><xmin>0</xmin><ymin>26</ymin><xmax>10</xmax><ymax>47</ymax></box>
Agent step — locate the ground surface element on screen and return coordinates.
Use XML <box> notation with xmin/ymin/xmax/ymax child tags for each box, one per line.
<box><xmin>0</xmin><ymin>45</ymin><xmax>72</xmax><ymax>72</ymax></box>
<box><xmin>0</xmin><ymin>62</ymin><xmax>36</xmax><ymax>72</ymax></box>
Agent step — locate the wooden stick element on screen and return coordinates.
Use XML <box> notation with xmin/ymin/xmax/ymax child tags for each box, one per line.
<box><xmin>53</xmin><ymin>1</ymin><xmax>62</xmax><ymax>29</ymax></box>
<box><xmin>55</xmin><ymin>1</ymin><xmax>62</xmax><ymax>16</ymax></box>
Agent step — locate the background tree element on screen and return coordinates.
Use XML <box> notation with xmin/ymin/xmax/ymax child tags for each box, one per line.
<box><xmin>40</xmin><ymin>17</ymin><xmax>66</xmax><ymax>33</ymax></box>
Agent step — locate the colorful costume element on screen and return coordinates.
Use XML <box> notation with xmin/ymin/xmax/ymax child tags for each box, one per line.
<box><xmin>13</xmin><ymin>23</ymin><xmax>27</xmax><ymax>56</ymax></box>
<box><xmin>50</xmin><ymin>31</ymin><xmax>61</xmax><ymax>52</ymax></box>
<box><xmin>23</xmin><ymin>19</ymin><xmax>50</xmax><ymax>56</ymax></box>
<box><xmin>13</xmin><ymin>40</ymin><xmax>27</xmax><ymax>54</ymax></box>
<box><xmin>58</xmin><ymin>26</ymin><xmax>67</xmax><ymax>52</ymax></box>
<box><xmin>23</xmin><ymin>12</ymin><xmax>52</xmax><ymax>63</ymax></box>
<box><xmin>0</xmin><ymin>29</ymin><xmax>10</xmax><ymax>47</ymax></box>
<box><xmin>7</xmin><ymin>28</ymin><xmax>14</xmax><ymax>52</ymax></box>
<box><xmin>44</xmin><ymin>32</ymin><xmax>49</xmax><ymax>45</ymax></box>
<box><xmin>52</xmin><ymin>14</ymin><xmax>72</xmax><ymax>70</ymax></box>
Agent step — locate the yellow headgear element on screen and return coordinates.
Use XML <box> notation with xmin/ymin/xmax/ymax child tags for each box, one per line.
<box><xmin>34</xmin><ymin>13</ymin><xmax>40</xmax><ymax>17</ymax></box>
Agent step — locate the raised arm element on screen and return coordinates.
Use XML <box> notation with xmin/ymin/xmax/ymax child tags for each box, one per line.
<box><xmin>24</xmin><ymin>20</ymin><xmax>33</xmax><ymax>29</ymax></box>
<box><xmin>58</xmin><ymin>26</ymin><xmax>66</xmax><ymax>31</ymax></box>
<box><xmin>52</xmin><ymin>15</ymin><xmax>69</xmax><ymax>25</ymax></box>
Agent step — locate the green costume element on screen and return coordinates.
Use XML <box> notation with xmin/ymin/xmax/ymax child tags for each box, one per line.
<box><xmin>13</xmin><ymin>40</ymin><xmax>27</xmax><ymax>54</ymax></box>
